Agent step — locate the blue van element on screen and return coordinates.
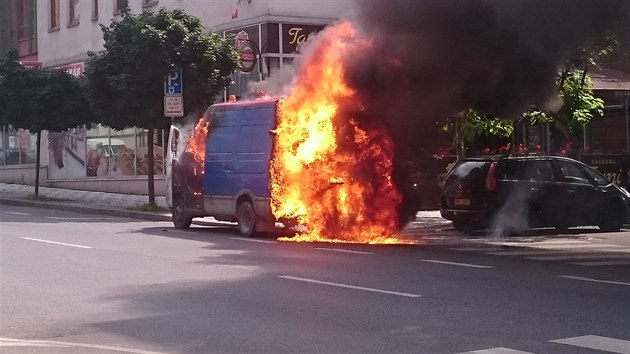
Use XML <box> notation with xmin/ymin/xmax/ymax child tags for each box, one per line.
<box><xmin>166</xmin><ymin>99</ymin><xmax>280</xmax><ymax>236</ymax></box>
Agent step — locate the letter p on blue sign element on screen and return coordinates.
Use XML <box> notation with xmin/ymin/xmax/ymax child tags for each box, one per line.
<box><xmin>164</xmin><ymin>68</ymin><xmax>183</xmax><ymax>95</ymax></box>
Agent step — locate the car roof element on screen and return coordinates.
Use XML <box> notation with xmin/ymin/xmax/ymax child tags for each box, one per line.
<box><xmin>459</xmin><ymin>153</ymin><xmax>582</xmax><ymax>163</ymax></box>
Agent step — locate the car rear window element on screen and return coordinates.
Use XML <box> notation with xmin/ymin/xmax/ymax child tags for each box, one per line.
<box><xmin>446</xmin><ymin>161</ymin><xmax>490</xmax><ymax>183</ymax></box>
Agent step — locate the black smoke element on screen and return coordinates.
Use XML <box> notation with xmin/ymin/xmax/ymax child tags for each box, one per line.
<box><xmin>345</xmin><ymin>0</ymin><xmax>630</xmax><ymax>223</ymax></box>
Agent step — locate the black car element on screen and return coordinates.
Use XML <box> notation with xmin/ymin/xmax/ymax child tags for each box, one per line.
<box><xmin>439</xmin><ymin>154</ymin><xmax>630</xmax><ymax>233</ymax></box>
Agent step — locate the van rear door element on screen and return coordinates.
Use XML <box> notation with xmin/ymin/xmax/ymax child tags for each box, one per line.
<box><xmin>166</xmin><ymin>125</ymin><xmax>181</xmax><ymax>209</ymax></box>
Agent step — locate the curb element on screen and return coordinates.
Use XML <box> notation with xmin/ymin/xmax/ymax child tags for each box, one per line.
<box><xmin>0</xmin><ymin>198</ymin><xmax>235</xmax><ymax>228</ymax></box>
<box><xmin>0</xmin><ymin>198</ymin><xmax>172</xmax><ymax>221</ymax></box>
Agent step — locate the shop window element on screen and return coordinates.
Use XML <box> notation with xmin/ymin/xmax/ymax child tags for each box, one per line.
<box><xmin>68</xmin><ymin>0</ymin><xmax>80</xmax><ymax>26</ymax></box>
<box><xmin>50</xmin><ymin>0</ymin><xmax>60</xmax><ymax>30</ymax></box>
<box><xmin>0</xmin><ymin>126</ymin><xmax>37</xmax><ymax>166</ymax></box>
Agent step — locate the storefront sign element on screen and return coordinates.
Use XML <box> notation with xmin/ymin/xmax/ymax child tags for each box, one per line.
<box><xmin>234</xmin><ymin>31</ymin><xmax>257</xmax><ymax>73</ymax></box>
<box><xmin>53</xmin><ymin>62</ymin><xmax>84</xmax><ymax>77</ymax></box>
<box><xmin>282</xmin><ymin>24</ymin><xmax>325</xmax><ymax>54</ymax></box>
<box><xmin>582</xmin><ymin>154</ymin><xmax>630</xmax><ymax>187</ymax></box>
<box><xmin>19</xmin><ymin>61</ymin><xmax>42</xmax><ymax>69</ymax></box>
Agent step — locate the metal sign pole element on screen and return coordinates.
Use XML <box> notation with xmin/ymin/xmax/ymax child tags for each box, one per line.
<box><xmin>626</xmin><ymin>97</ymin><xmax>629</xmax><ymax>152</ymax></box>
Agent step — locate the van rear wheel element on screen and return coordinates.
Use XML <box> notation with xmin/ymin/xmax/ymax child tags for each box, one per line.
<box><xmin>237</xmin><ymin>201</ymin><xmax>256</xmax><ymax>237</ymax></box>
<box><xmin>172</xmin><ymin>203</ymin><xmax>192</xmax><ymax>229</ymax></box>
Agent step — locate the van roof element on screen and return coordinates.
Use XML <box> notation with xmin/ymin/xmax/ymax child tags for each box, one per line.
<box><xmin>210</xmin><ymin>98</ymin><xmax>279</xmax><ymax>109</ymax></box>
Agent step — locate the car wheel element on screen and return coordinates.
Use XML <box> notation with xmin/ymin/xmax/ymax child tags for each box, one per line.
<box><xmin>598</xmin><ymin>205</ymin><xmax>624</xmax><ymax>232</ymax></box>
<box><xmin>237</xmin><ymin>200</ymin><xmax>257</xmax><ymax>237</ymax></box>
<box><xmin>172</xmin><ymin>201</ymin><xmax>192</xmax><ymax>229</ymax></box>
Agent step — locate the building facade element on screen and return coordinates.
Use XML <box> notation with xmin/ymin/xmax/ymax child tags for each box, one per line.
<box><xmin>0</xmin><ymin>0</ymin><xmax>354</xmax><ymax>194</ymax></box>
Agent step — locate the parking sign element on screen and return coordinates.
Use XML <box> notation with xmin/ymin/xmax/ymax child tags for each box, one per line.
<box><xmin>164</xmin><ymin>68</ymin><xmax>183</xmax><ymax>95</ymax></box>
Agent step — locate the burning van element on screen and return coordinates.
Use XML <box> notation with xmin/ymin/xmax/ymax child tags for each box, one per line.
<box><xmin>167</xmin><ymin>99</ymin><xmax>281</xmax><ymax>237</ymax></box>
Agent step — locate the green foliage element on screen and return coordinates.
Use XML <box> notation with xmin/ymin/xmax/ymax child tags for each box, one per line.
<box><xmin>0</xmin><ymin>50</ymin><xmax>93</xmax><ymax>132</ymax></box>
<box><xmin>522</xmin><ymin>108</ymin><xmax>552</xmax><ymax>125</ymax></box>
<box><xmin>557</xmin><ymin>72</ymin><xmax>604</xmax><ymax>127</ymax></box>
<box><xmin>459</xmin><ymin>109</ymin><xmax>514</xmax><ymax>142</ymax></box>
<box><xmin>85</xmin><ymin>7</ymin><xmax>240</xmax><ymax>130</ymax></box>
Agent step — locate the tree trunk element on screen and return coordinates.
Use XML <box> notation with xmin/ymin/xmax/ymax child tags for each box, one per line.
<box><xmin>34</xmin><ymin>130</ymin><xmax>41</xmax><ymax>199</ymax></box>
<box><xmin>147</xmin><ymin>125</ymin><xmax>156</xmax><ymax>206</ymax></box>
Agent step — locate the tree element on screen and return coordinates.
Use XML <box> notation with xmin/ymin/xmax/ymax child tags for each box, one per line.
<box><xmin>522</xmin><ymin>71</ymin><xmax>604</xmax><ymax>155</ymax></box>
<box><xmin>0</xmin><ymin>49</ymin><xmax>93</xmax><ymax>197</ymax></box>
<box><xmin>85</xmin><ymin>7</ymin><xmax>239</xmax><ymax>205</ymax></box>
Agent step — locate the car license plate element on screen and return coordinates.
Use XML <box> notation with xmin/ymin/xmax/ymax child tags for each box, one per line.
<box><xmin>454</xmin><ymin>198</ymin><xmax>470</xmax><ymax>206</ymax></box>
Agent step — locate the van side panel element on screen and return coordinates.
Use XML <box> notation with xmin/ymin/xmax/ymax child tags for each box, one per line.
<box><xmin>233</xmin><ymin>106</ymin><xmax>275</xmax><ymax>197</ymax></box>
<box><xmin>203</xmin><ymin>102</ymin><xmax>276</xmax><ymax>219</ymax></box>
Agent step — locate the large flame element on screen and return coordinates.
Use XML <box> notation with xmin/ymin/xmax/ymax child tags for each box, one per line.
<box><xmin>270</xmin><ymin>22</ymin><xmax>407</xmax><ymax>244</ymax></box>
<box><xmin>185</xmin><ymin>118</ymin><xmax>209</xmax><ymax>174</ymax></box>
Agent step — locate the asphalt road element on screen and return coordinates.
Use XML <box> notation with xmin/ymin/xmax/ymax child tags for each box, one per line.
<box><xmin>1</xmin><ymin>205</ymin><xmax>629</xmax><ymax>354</ymax></box>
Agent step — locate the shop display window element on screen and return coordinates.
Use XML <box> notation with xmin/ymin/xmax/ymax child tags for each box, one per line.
<box><xmin>0</xmin><ymin>126</ymin><xmax>37</xmax><ymax>166</ymax></box>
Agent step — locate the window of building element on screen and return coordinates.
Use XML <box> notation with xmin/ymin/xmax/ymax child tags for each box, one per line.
<box><xmin>17</xmin><ymin>1</ymin><xmax>28</xmax><ymax>39</ymax></box>
<box><xmin>142</xmin><ymin>0</ymin><xmax>158</xmax><ymax>7</ymax></box>
<box><xmin>114</xmin><ymin>0</ymin><xmax>127</xmax><ymax>14</ymax></box>
<box><xmin>92</xmin><ymin>0</ymin><xmax>98</xmax><ymax>20</ymax></box>
<box><xmin>50</xmin><ymin>0</ymin><xmax>60</xmax><ymax>30</ymax></box>
<box><xmin>0</xmin><ymin>126</ymin><xmax>37</xmax><ymax>166</ymax></box>
<box><xmin>68</xmin><ymin>0</ymin><xmax>80</xmax><ymax>26</ymax></box>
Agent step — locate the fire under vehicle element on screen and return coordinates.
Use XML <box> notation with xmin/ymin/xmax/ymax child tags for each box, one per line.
<box><xmin>166</xmin><ymin>99</ymin><xmax>283</xmax><ymax>237</ymax></box>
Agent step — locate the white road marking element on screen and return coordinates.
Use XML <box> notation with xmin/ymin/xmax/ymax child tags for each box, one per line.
<box><xmin>22</xmin><ymin>237</ymin><xmax>92</xmax><ymax>249</ymax></box>
<box><xmin>527</xmin><ymin>254</ymin><xmax>630</xmax><ymax>261</ymax></box>
<box><xmin>558</xmin><ymin>275</ymin><xmax>630</xmax><ymax>287</ymax></box>
<box><xmin>550</xmin><ymin>335</ymin><xmax>630</xmax><ymax>353</ymax></box>
<box><xmin>279</xmin><ymin>275</ymin><xmax>421</xmax><ymax>298</ymax></box>
<box><xmin>230</xmin><ymin>237</ymin><xmax>276</xmax><ymax>244</ymax></box>
<box><xmin>420</xmin><ymin>259</ymin><xmax>494</xmax><ymax>269</ymax></box>
<box><xmin>0</xmin><ymin>337</ymin><xmax>164</xmax><ymax>353</ymax></box>
<box><xmin>315</xmin><ymin>247</ymin><xmax>373</xmax><ymax>255</ymax></box>
<box><xmin>4</xmin><ymin>211</ymin><xmax>30</xmax><ymax>216</ymax></box>
<box><xmin>456</xmin><ymin>347</ymin><xmax>535</xmax><ymax>354</ymax></box>
<box><xmin>570</xmin><ymin>260</ymin><xmax>630</xmax><ymax>267</ymax></box>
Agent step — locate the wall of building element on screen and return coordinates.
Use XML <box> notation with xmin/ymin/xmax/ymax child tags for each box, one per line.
<box><xmin>36</xmin><ymin>0</ymin><xmax>355</xmax><ymax>67</ymax></box>
<box><xmin>1</xmin><ymin>0</ymin><xmax>354</xmax><ymax>195</ymax></box>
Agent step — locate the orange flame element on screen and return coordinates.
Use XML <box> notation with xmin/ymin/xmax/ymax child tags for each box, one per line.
<box><xmin>185</xmin><ymin>118</ymin><xmax>209</xmax><ymax>173</ymax></box>
<box><xmin>270</xmin><ymin>22</ymin><xmax>410</xmax><ymax>244</ymax></box>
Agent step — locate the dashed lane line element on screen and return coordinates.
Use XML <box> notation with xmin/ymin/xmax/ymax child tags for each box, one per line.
<box><xmin>22</xmin><ymin>237</ymin><xmax>92</xmax><ymax>249</ymax></box>
<box><xmin>457</xmin><ymin>334</ymin><xmax>630</xmax><ymax>354</ymax></box>
<box><xmin>279</xmin><ymin>275</ymin><xmax>421</xmax><ymax>298</ymax></box>
<box><xmin>558</xmin><ymin>275</ymin><xmax>630</xmax><ymax>287</ymax></box>
<box><xmin>420</xmin><ymin>259</ymin><xmax>494</xmax><ymax>269</ymax></box>
<box><xmin>4</xmin><ymin>211</ymin><xmax>30</xmax><ymax>215</ymax></box>
<box><xmin>456</xmin><ymin>347</ymin><xmax>535</xmax><ymax>354</ymax></box>
<box><xmin>550</xmin><ymin>335</ymin><xmax>630</xmax><ymax>354</ymax></box>
<box><xmin>314</xmin><ymin>247</ymin><xmax>374</xmax><ymax>255</ymax></box>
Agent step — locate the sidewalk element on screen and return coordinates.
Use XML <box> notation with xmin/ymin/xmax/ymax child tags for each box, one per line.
<box><xmin>0</xmin><ymin>182</ymin><xmax>443</xmax><ymax>225</ymax></box>
<box><xmin>0</xmin><ymin>182</ymin><xmax>172</xmax><ymax>222</ymax></box>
